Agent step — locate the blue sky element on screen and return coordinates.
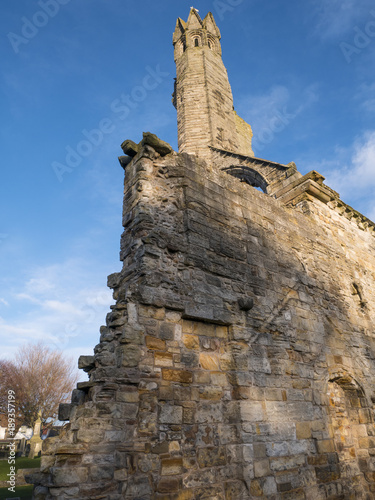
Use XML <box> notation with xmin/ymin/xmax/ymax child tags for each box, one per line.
<box><xmin>1</xmin><ymin>0</ymin><xmax>374</xmax><ymax>373</ymax></box>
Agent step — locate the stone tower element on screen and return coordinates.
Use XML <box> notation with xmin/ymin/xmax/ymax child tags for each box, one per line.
<box><xmin>31</xmin><ymin>8</ymin><xmax>375</xmax><ymax>500</ymax></box>
<box><xmin>172</xmin><ymin>8</ymin><xmax>253</xmax><ymax>163</ymax></box>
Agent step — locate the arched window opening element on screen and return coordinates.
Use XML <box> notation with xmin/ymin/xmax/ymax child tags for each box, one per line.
<box><xmin>223</xmin><ymin>165</ymin><xmax>269</xmax><ymax>194</ymax></box>
<box><xmin>323</xmin><ymin>375</ymin><xmax>375</xmax><ymax>495</ymax></box>
<box><xmin>195</xmin><ymin>38</ymin><xmax>199</xmax><ymax>47</ymax></box>
<box><xmin>176</xmin><ymin>40</ymin><xmax>186</xmax><ymax>57</ymax></box>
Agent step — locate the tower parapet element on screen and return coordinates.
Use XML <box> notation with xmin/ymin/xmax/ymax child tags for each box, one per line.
<box><xmin>173</xmin><ymin>8</ymin><xmax>253</xmax><ymax>163</ymax></box>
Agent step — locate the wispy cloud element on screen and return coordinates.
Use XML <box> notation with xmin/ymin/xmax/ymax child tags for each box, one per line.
<box><xmin>311</xmin><ymin>0</ymin><xmax>374</xmax><ymax>40</ymax></box>
<box><xmin>238</xmin><ymin>84</ymin><xmax>319</xmax><ymax>154</ymax></box>
<box><xmin>1</xmin><ymin>258</ymin><xmax>114</xmax><ymax>360</ymax></box>
<box><xmin>309</xmin><ymin>130</ymin><xmax>375</xmax><ymax>220</ymax></box>
<box><xmin>356</xmin><ymin>83</ymin><xmax>375</xmax><ymax>113</ymax></box>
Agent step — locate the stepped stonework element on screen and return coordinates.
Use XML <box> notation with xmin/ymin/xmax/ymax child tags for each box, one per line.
<box><xmin>31</xmin><ymin>8</ymin><xmax>375</xmax><ymax>500</ymax></box>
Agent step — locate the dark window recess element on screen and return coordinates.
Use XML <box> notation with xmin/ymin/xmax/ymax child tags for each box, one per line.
<box><xmin>352</xmin><ymin>282</ymin><xmax>366</xmax><ymax>308</ymax></box>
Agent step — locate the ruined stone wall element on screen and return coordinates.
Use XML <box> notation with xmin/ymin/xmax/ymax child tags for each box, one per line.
<box><xmin>32</xmin><ymin>138</ymin><xmax>375</xmax><ymax>500</ymax></box>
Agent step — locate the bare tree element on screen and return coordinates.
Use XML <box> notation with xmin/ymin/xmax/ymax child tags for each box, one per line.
<box><xmin>0</xmin><ymin>359</ymin><xmax>24</xmax><ymax>432</ymax></box>
<box><xmin>0</xmin><ymin>342</ymin><xmax>79</xmax><ymax>431</ymax></box>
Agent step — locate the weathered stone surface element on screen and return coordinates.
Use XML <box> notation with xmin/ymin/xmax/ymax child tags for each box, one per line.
<box><xmin>162</xmin><ymin>369</ymin><xmax>193</xmax><ymax>384</ymax></box>
<box><xmin>197</xmin><ymin>447</ymin><xmax>226</xmax><ymax>468</ymax></box>
<box><xmin>33</xmin><ymin>7</ymin><xmax>375</xmax><ymax>500</ymax></box>
<box><xmin>120</xmin><ymin>345</ymin><xmax>141</xmax><ymax>367</ymax></box>
<box><xmin>238</xmin><ymin>297</ymin><xmax>254</xmax><ymax>311</ymax></box>
<box><xmin>161</xmin><ymin>458</ymin><xmax>183</xmax><ymax>475</ymax></box>
<box><xmin>141</xmin><ymin>132</ymin><xmax>173</xmax><ymax>156</ymax></box>
<box><xmin>118</xmin><ymin>155</ymin><xmax>132</xmax><ymax>169</ymax></box>
<box><xmin>160</xmin><ymin>404</ymin><xmax>183</xmax><ymax>424</ymax></box>
<box><xmin>78</xmin><ymin>355</ymin><xmax>95</xmax><ymax>372</ymax></box>
<box><xmin>146</xmin><ymin>335</ymin><xmax>166</xmax><ymax>350</ymax></box>
<box><xmin>50</xmin><ymin>466</ymin><xmax>89</xmax><ymax>486</ymax></box>
<box><xmin>58</xmin><ymin>403</ymin><xmax>71</xmax><ymax>421</ymax></box>
<box><xmin>120</xmin><ymin>139</ymin><xmax>139</xmax><ymax>157</ymax></box>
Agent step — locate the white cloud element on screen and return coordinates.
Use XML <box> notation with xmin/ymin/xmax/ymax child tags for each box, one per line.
<box><xmin>327</xmin><ymin>130</ymin><xmax>375</xmax><ymax>191</ymax></box>
<box><xmin>356</xmin><ymin>83</ymin><xmax>375</xmax><ymax>113</ymax></box>
<box><xmin>0</xmin><ymin>298</ymin><xmax>9</xmax><ymax>307</ymax></box>
<box><xmin>25</xmin><ymin>277</ymin><xmax>55</xmax><ymax>295</ymax></box>
<box><xmin>238</xmin><ymin>84</ymin><xmax>319</xmax><ymax>155</ymax></box>
<box><xmin>312</xmin><ymin>0</ymin><xmax>374</xmax><ymax>40</ymax></box>
<box><xmin>312</xmin><ymin>130</ymin><xmax>375</xmax><ymax>220</ymax></box>
<box><xmin>15</xmin><ymin>293</ymin><xmax>42</xmax><ymax>304</ymax></box>
<box><xmin>1</xmin><ymin>258</ymin><xmax>114</xmax><ymax>361</ymax></box>
<box><xmin>240</xmin><ymin>85</ymin><xmax>290</xmax><ymax>131</ymax></box>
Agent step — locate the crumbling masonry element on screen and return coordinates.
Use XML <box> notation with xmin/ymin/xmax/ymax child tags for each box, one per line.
<box><xmin>31</xmin><ymin>8</ymin><xmax>375</xmax><ymax>500</ymax></box>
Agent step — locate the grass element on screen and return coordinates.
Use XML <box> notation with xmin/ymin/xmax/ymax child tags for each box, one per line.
<box><xmin>0</xmin><ymin>484</ymin><xmax>33</xmax><ymax>499</ymax></box>
<box><xmin>0</xmin><ymin>457</ymin><xmax>41</xmax><ymax>480</ymax></box>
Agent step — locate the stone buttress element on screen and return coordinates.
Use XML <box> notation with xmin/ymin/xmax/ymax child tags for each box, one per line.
<box><xmin>30</xmin><ymin>8</ymin><xmax>375</xmax><ymax>500</ymax></box>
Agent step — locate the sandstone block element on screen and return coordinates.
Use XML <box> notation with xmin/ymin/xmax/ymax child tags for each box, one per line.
<box><xmin>316</xmin><ymin>439</ymin><xmax>335</xmax><ymax>454</ymax></box>
<box><xmin>196</xmin><ymin>402</ymin><xmax>223</xmax><ymax>423</ymax></box>
<box><xmin>117</xmin><ymin>387</ymin><xmax>139</xmax><ymax>403</ymax></box>
<box><xmin>78</xmin><ymin>355</ymin><xmax>95</xmax><ymax>372</ymax></box>
<box><xmin>141</xmin><ymin>132</ymin><xmax>173</xmax><ymax>156</ymax></box>
<box><xmin>161</xmin><ymin>458</ymin><xmax>183</xmax><ymax>475</ymax></box>
<box><xmin>250</xmin><ymin>479</ymin><xmax>263</xmax><ymax>497</ymax></box>
<box><xmin>121</xmin><ymin>345</ymin><xmax>141</xmax><ymax>367</ymax></box>
<box><xmin>157</xmin><ymin>477</ymin><xmax>180</xmax><ymax>492</ymax></box>
<box><xmin>120</xmin><ymin>325</ymin><xmax>144</xmax><ymax>344</ymax></box>
<box><xmin>155</xmin><ymin>351</ymin><xmax>174</xmax><ymax>367</ymax></box>
<box><xmin>296</xmin><ymin>422</ymin><xmax>312</xmax><ymax>440</ymax></box>
<box><xmin>122</xmin><ymin>475</ymin><xmax>152</xmax><ymax>498</ymax></box>
<box><xmin>121</xmin><ymin>139</ymin><xmax>139</xmax><ymax>157</ymax></box>
<box><xmin>51</xmin><ymin>466</ymin><xmax>88</xmax><ymax>486</ymax></box>
<box><xmin>90</xmin><ymin>465</ymin><xmax>114</xmax><ymax>481</ymax></box>
<box><xmin>114</xmin><ymin>468</ymin><xmax>128</xmax><ymax>481</ymax></box>
<box><xmin>146</xmin><ymin>336</ymin><xmax>166</xmax><ymax>350</ymax></box>
<box><xmin>199</xmin><ymin>387</ymin><xmax>223</xmax><ymax>401</ymax></box>
<box><xmin>240</xmin><ymin>401</ymin><xmax>264</xmax><ymax>422</ymax></box>
<box><xmin>194</xmin><ymin>371</ymin><xmax>211</xmax><ymax>384</ymax></box>
<box><xmin>58</xmin><ymin>403</ymin><xmax>71</xmax><ymax>422</ymax></box>
<box><xmin>265</xmin><ymin>442</ymin><xmax>288</xmax><ymax>457</ymax></box>
<box><xmin>197</xmin><ymin>447</ymin><xmax>226</xmax><ymax>468</ymax></box>
<box><xmin>199</xmin><ymin>352</ymin><xmax>220</xmax><ymax>370</ymax></box>
<box><xmin>183</xmin><ymin>334</ymin><xmax>199</xmax><ymax>350</ymax></box>
<box><xmin>160</xmin><ymin>404</ymin><xmax>183</xmax><ymax>424</ymax></box>
<box><xmin>162</xmin><ymin>369</ymin><xmax>193</xmax><ymax>383</ymax></box>
<box><xmin>270</xmin><ymin>454</ymin><xmax>306</xmax><ymax>472</ymax></box>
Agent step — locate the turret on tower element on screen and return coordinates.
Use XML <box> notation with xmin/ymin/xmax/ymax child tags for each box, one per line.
<box><xmin>173</xmin><ymin>8</ymin><xmax>253</xmax><ymax>163</ymax></box>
